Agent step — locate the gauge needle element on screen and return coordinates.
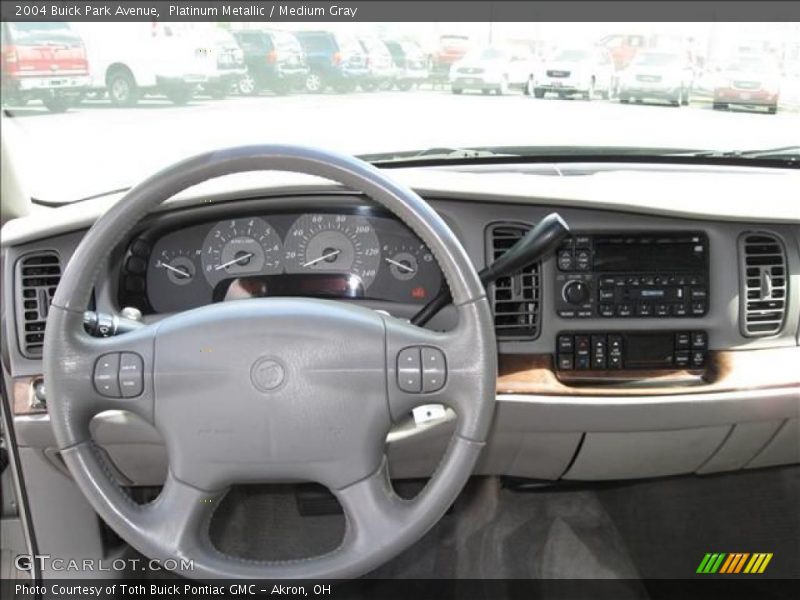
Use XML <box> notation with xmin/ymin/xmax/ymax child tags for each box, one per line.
<box><xmin>215</xmin><ymin>253</ymin><xmax>254</xmax><ymax>271</ymax></box>
<box><xmin>157</xmin><ymin>262</ymin><xmax>191</xmax><ymax>278</ymax></box>
<box><xmin>302</xmin><ymin>249</ymin><xmax>341</xmax><ymax>267</ymax></box>
<box><xmin>385</xmin><ymin>257</ymin><xmax>415</xmax><ymax>273</ymax></box>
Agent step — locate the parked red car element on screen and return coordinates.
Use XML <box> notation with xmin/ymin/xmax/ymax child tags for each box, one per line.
<box><xmin>713</xmin><ymin>56</ymin><xmax>781</xmax><ymax>114</ymax></box>
<box><xmin>430</xmin><ymin>34</ymin><xmax>471</xmax><ymax>81</ymax></box>
<box><xmin>1</xmin><ymin>22</ymin><xmax>90</xmax><ymax>112</ymax></box>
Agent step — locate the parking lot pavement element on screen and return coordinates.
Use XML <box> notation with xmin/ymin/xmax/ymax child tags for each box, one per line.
<box><xmin>5</xmin><ymin>88</ymin><xmax>799</xmax><ymax>200</ymax></box>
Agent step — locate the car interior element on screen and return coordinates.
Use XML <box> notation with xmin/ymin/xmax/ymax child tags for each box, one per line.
<box><xmin>0</xmin><ymin>15</ymin><xmax>799</xmax><ymax>600</ymax></box>
<box><xmin>2</xmin><ymin>137</ymin><xmax>798</xmax><ymax>587</ymax></box>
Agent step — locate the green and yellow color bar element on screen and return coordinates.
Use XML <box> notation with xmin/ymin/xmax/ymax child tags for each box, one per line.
<box><xmin>696</xmin><ymin>552</ymin><xmax>773</xmax><ymax>574</ymax></box>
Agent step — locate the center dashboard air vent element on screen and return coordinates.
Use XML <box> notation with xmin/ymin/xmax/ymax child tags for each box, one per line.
<box><xmin>487</xmin><ymin>223</ymin><xmax>541</xmax><ymax>339</ymax></box>
<box><xmin>738</xmin><ymin>232</ymin><xmax>788</xmax><ymax>337</ymax></box>
<box><xmin>16</xmin><ymin>252</ymin><xmax>62</xmax><ymax>357</ymax></box>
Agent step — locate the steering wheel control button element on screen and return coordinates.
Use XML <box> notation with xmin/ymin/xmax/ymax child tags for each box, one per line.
<box><xmin>93</xmin><ymin>353</ymin><xmax>121</xmax><ymax>397</ymax></box>
<box><xmin>119</xmin><ymin>352</ymin><xmax>144</xmax><ymax>398</ymax></box>
<box><xmin>250</xmin><ymin>357</ymin><xmax>286</xmax><ymax>392</ymax></box>
<box><xmin>421</xmin><ymin>347</ymin><xmax>447</xmax><ymax>393</ymax></box>
<box><xmin>397</xmin><ymin>347</ymin><xmax>422</xmax><ymax>392</ymax></box>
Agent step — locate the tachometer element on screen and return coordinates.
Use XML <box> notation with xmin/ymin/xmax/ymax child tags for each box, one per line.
<box><xmin>284</xmin><ymin>214</ymin><xmax>381</xmax><ymax>289</ymax></box>
<box><xmin>201</xmin><ymin>217</ymin><xmax>283</xmax><ymax>286</ymax></box>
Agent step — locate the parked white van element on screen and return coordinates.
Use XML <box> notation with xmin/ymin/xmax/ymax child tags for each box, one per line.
<box><xmin>72</xmin><ymin>22</ymin><xmax>214</xmax><ymax>106</ymax></box>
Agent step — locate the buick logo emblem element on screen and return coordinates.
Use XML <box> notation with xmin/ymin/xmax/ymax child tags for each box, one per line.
<box><xmin>250</xmin><ymin>357</ymin><xmax>286</xmax><ymax>392</ymax></box>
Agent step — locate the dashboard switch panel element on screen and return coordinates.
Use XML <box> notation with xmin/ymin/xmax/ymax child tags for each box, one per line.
<box><xmin>556</xmin><ymin>331</ymin><xmax>708</xmax><ymax>371</ymax></box>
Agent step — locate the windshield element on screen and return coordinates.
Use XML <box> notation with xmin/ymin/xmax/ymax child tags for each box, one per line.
<box><xmin>2</xmin><ymin>21</ymin><xmax>799</xmax><ymax>202</ymax></box>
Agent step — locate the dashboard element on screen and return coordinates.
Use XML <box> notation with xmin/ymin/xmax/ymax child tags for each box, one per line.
<box><xmin>118</xmin><ymin>210</ymin><xmax>443</xmax><ymax>314</ymax></box>
<box><xmin>2</xmin><ymin>163</ymin><xmax>799</xmax><ymax>488</ymax></box>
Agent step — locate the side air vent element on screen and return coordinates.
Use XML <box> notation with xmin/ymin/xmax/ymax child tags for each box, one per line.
<box><xmin>16</xmin><ymin>252</ymin><xmax>61</xmax><ymax>357</ymax></box>
<box><xmin>738</xmin><ymin>233</ymin><xmax>787</xmax><ymax>337</ymax></box>
<box><xmin>487</xmin><ymin>223</ymin><xmax>541</xmax><ymax>339</ymax></box>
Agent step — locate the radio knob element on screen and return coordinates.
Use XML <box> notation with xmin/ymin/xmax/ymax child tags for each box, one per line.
<box><xmin>563</xmin><ymin>281</ymin><xmax>591</xmax><ymax>305</ymax></box>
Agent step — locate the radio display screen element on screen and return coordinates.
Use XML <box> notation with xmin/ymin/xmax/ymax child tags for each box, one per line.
<box><xmin>593</xmin><ymin>234</ymin><xmax>706</xmax><ymax>273</ymax></box>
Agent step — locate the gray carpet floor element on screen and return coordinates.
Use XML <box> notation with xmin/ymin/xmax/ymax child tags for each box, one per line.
<box><xmin>206</xmin><ymin>465</ymin><xmax>799</xmax><ymax>582</ymax></box>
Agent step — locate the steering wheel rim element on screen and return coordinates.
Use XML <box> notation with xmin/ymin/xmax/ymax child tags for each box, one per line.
<box><xmin>44</xmin><ymin>145</ymin><xmax>496</xmax><ymax>579</ymax></box>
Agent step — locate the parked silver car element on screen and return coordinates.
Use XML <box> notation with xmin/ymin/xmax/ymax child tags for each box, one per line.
<box><xmin>449</xmin><ymin>45</ymin><xmax>536</xmax><ymax>95</ymax></box>
<box><xmin>533</xmin><ymin>48</ymin><xmax>616</xmax><ymax>99</ymax></box>
<box><xmin>619</xmin><ymin>50</ymin><xmax>694</xmax><ymax>106</ymax></box>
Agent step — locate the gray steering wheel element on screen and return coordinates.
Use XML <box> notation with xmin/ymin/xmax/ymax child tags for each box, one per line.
<box><xmin>44</xmin><ymin>145</ymin><xmax>496</xmax><ymax>579</ymax></box>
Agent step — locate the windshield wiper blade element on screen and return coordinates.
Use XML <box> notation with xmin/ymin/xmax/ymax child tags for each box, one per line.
<box><xmin>686</xmin><ymin>145</ymin><xmax>800</xmax><ymax>162</ymax></box>
<box><xmin>366</xmin><ymin>145</ymin><xmax>703</xmax><ymax>165</ymax></box>
<box><xmin>363</xmin><ymin>146</ymin><xmax>518</xmax><ymax>163</ymax></box>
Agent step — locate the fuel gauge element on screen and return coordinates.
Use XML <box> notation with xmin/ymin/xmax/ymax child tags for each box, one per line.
<box><xmin>154</xmin><ymin>248</ymin><xmax>196</xmax><ymax>286</ymax></box>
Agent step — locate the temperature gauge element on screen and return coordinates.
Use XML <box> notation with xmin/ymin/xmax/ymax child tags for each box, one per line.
<box><xmin>383</xmin><ymin>242</ymin><xmax>432</xmax><ymax>281</ymax></box>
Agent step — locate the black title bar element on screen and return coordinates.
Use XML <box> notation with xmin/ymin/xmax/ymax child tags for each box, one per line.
<box><xmin>3</xmin><ymin>1</ymin><xmax>800</xmax><ymax>22</ymax></box>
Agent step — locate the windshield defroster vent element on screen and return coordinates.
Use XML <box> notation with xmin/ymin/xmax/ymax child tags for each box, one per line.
<box><xmin>487</xmin><ymin>223</ymin><xmax>541</xmax><ymax>339</ymax></box>
<box><xmin>16</xmin><ymin>252</ymin><xmax>62</xmax><ymax>357</ymax></box>
<box><xmin>738</xmin><ymin>233</ymin><xmax>787</xmax><ymax>337</ymax></box>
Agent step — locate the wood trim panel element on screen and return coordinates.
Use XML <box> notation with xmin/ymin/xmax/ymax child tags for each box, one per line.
<box><xmin>12</xmin><ymin>348</ymin><xmax>800</xmax><ymax>414</ymax></box>
<box><xmin>498</xmin><ymin>347</ymin><xmax>800</xmax><ymax>397</ymax></box>
<box><xmin>12</xmin><ymin>376</ymin><xmax>46</xmax><ymax>416</ymax></box>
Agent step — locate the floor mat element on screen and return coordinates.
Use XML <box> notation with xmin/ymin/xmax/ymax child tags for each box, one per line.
<box><xmin>368</xmin><ymin>477</ymin><xmax>645</xmax><ymax>588</ymax></box>
<box><xmin>133</xmin><ymin>465</ymin><xmax>799</xmax><ymax>591</ymax></box>
<box><xmin>593</xmin><ymin>466</ymin><xmax>800</xmax><ymax>579</ymax></box>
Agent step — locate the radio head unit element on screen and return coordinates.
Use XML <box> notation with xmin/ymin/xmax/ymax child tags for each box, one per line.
<box><xmin>555</xmin><ymin>232</ymin><xmax>709</xmax><ymax>319</ymax></box>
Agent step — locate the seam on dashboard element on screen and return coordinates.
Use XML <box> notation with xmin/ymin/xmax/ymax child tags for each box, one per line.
<box><xmin>741</xmin><ymin>418</ymin><xmax>790</xmax><ymax>469</ymax></box>
<box><xmin>557</xmin><ymin>432</ymin><xmax>586</xmax><ymax>479</ymax></box>
<box><xmin>693</xmin><ymin>424</ymin><xmax>735</xmax><ymax>473</ymax></box>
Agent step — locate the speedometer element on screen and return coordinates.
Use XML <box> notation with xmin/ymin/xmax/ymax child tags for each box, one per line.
<box><xmin>201</xmin><ymin>217</ymin><xmax>283</xmax><ymax>286</ymax></box>
<box><xmin>283</xmin><ymin>214</ymin><xmax>381</xmax><ymax>289</ymax></box>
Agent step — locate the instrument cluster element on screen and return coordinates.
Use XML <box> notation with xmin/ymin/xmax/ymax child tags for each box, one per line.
<box><xmin>118</xmin><ymin>212</ymin><xmax>443</xmax><ymax>314</ymax></box>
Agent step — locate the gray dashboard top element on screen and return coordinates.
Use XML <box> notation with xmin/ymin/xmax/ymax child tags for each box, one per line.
<box><xmin>2</xmin><ymin>163</ymin><xmax>800</xmax><ymax>247</ymax></box>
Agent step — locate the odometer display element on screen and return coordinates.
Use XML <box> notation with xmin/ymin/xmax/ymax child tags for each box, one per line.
<box><xmin>283</xmin><ymin>214</ymin><xmax>381</xmax><ymax>289</ymax></box>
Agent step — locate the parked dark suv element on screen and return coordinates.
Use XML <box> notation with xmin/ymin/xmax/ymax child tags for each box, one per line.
<box><xmin>294</xmin><ymin>30</ymin><xmax>368</xmax><ymax>93</ymax></box>
<box><xmin>232</xmin><ymin>29</ymin><xmax>308</xmax><ymax>95</ymax></box>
